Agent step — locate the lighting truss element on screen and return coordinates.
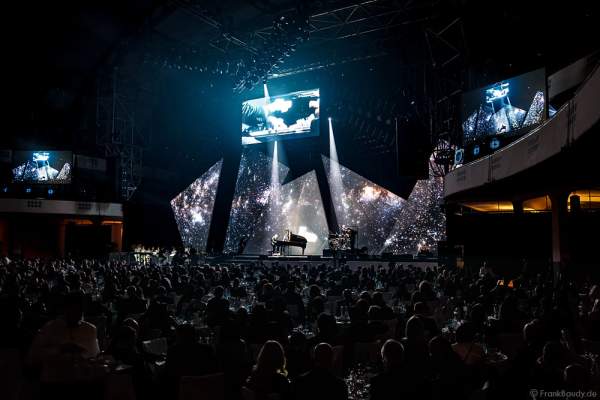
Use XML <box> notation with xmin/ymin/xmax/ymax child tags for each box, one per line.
<box><xmin>96</xmin><ymin>68</ymin><xmax>153</xmax><ymax>201</ymax></box>
<box><xmin>247</xmin><ymin>0</ymin><xmax>434</xmax><ymax>47</ymax></box>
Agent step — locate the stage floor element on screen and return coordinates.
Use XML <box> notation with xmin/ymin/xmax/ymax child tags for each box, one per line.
<box><xmin>208</xmin><ymin>253</ymin><xmax>439</xmax><ymax>270</ymax></box>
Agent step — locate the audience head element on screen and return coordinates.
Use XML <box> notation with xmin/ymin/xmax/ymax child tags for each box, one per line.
<box><xmin>372</xmin><ymin>291</ymin><xmax>385</xmax><ymax>307</ymax></box>
<box><xmin>414</xmin><ymin>301</ymin><xmax>430</xmax><ymax>316</ymax></box>
<box><xmin>368</xmin><ymin>305</ymin><xmax>382</xmax><ymax>321</ymax></box>
<box><xmin>405</xmin><ymin>315</ymin><xmax>425</xmax><ymax>342</ymax></box>
<box><xmin>313</xmin><ymin>343</ymin><xmax>333</xmax><ymax>370</ymax></box>
<box><xmin>316</xmin><ymin>312</ymin><xmax>337</xmax><ymax>337</ymax></box>
<box><xmin>381</xmin><ymin>339</ymin><xmax>404</xmax><ymax>370</ymax></box>
<box><xmin>429</xmin><ymin>336</ymin><xmax>454</xmax><ymax>362</ymax></box>
<box><xmin>214</xmin><ymin>286</ymin><xmax>224</xmax><ymax>299</ymax></box>
<box><xmin>564</xmin><ymin>363</ymin><xmax>589</xmax><ymax>389</ymax></box>
<box><xmin>255</xmin><ymin>340</ymin><xmax>286</xmax><ymax>376</ymax></box>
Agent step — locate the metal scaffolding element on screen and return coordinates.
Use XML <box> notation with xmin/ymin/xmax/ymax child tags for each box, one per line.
<box><xmin>96</xmin><ymin>67</ymin><xmax>151</xmax><ymax>201</ymax></box>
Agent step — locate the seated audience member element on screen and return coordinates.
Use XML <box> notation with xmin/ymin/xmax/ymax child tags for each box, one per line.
<box><xmin>118</xmin><ymin>286</ymin><xmax>148</xmax><ymax>319</ymax></box>
<box><xmin>367</xmin><ymin>306</ymin><xmax>388</xmax><ymax>337</ymax></box>
<box><xmin>400</xmin><ymin>316</ymin><xmax>431</xmax><ymax>389</ymax></box>
<box><xmin>452</xmin><ymin>321</ymin><xmax>484</xmax><ymax>366</ymax></box>
<box><xmin>284</xmin><ymin>281</ymin><xmax>306</xmax><ymax>324</ymax></box>
<box><xmin>308</xmin><ymin>313</ymin><xmax>340</xmax><ymax>348</ymax></box>
<box><xmin>217</xmin><ymin>321</ymin><xmax>253</xmax><ymax>400</ymax></box>
<box><xmin>413</xmin><ymin>302</ymin><xmax>440</xmax><ymax>340</ymax></box>
<box><xmin>532</xmin><ymin>341</ymin><xmax>567</xmax><ymax>390</ymax></box>
<box><xmin>206</xmin><ymin>286</ymin><xmax>230</xmax><ymax>327</ymax></box>
<box><xmin>286</xmin><ymin>331</ymin><xmax>312</xmax><ymax>379</ymax></box>
<box><xmin>0</xmin><ymin>300</ymin><xmax>34</xmax><ymax>357</ymax></box>
<box><xmin>245</xmin><ymin>340</ymin><xmax>291</xmax><ymax>400</ymax></box>
<box><xmin>563</xmin><ymin>363</ymin><xmax>590</xmax><ymax>391</ymax></box>
<box><xmin>294</xmin><ymin>343</ymin><xmax>348</xmax><ymax>400</ymax></box>
<box><xmin>428</xmin><ymin>336</ymin><xmax>468</xmax><ymax>400</ymax></box>
<box><xmin>370</xmin><ymin>339</ymin><xmax>414</xmax><ymax>400</ymax></box>
<box><xmin>166</xmin><ymin>324</ymin><xmax>217</xmax><ymax>397</ymax></box>
<box><xmin>29</xmin><ymin>292</ymin><xmax>100</xmax><ymax>369</ymax></box>
<box><xmin>371</xmin><ymin>292</ymin><xmax>394</xmax><ymax>320</ymax></box>
<box><xmin>106</xmin><ymin>325</ymin><xmax>149</xmax><ymax>398</ymax></box>
<box><xmin>139</xmin><ymin>301</ymin><xmax>175</xmax><ymax>340</ymax></box>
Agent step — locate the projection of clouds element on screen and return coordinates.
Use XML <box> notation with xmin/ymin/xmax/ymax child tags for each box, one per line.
<box><xmin>171</xmin><ymin>160</ymin><xmax>223</xmax><ymax>251</ymax></box>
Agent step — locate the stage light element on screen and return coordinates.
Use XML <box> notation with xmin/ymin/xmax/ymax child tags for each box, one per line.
<box><xmin>47</xmin><ymin>188</ymin><xmax>54</xmax><ymax>195</ymax></box>
<box><xmin>25</xmin><ymin>187</ymin><xmax>32</xmax><ymax>193</ymax></box>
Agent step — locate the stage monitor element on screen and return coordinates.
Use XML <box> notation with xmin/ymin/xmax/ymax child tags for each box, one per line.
<box><xmin>12</xmin><ymin>151</ymin><xmax>73</xmax><ymax>184</ymax></box>
<box><xmin>461</xmin><ymin>68</ymin><xmax>546</xmax><ymax>146</ymax></box>
<box><xmin>241</xmin><ymin>88</ymin><xmax>320</xmax><ymax>145</ymax></box>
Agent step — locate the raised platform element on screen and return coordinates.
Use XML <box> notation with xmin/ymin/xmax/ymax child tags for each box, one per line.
<box><xmin>208</xmin><ymin>253</ymin><xmax>439</xmax><ymax>270</ymax></box>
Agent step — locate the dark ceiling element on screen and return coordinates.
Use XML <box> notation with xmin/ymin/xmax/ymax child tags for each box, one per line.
<box><xmin>4</xmin><ymin>0</ymin><xmax>599</xmax><ymax>149</ymax></box>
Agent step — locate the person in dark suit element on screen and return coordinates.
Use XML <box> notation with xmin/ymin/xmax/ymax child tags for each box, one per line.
<box><xmin>166</xmin><ymin>324</ymin><xmax>217</xmax><ymax>399</ymax></box>
<box><xmin>294</xmin><ymin>343</ymin><xmax>348</xmax><ymax>400</ymax></box>
<box><xmin>206</xmin><ymin>286</ymin><xmax>230</xmax><ymax>327</ymax></box>
<box><xmin>369</xmin><ymin>339</ymin><xmax>415</xmax><ymax>400</ymax></box>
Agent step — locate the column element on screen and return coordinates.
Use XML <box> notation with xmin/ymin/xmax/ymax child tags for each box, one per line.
<box><xmin>550</xmin><ymin>191</ymin><xmax>569</xmax><ymax>279</ymax></box>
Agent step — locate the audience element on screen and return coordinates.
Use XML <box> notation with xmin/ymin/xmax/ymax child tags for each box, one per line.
<box><xmin>0</xmin><ymin>253</ymin><xmax>598</xmax><ymax>400</ymax></box>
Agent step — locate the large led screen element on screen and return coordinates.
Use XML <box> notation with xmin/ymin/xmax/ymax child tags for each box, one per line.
<box><xmin>12</xmin><ymin>151</ymin><xmax>73</xmax><ymax>184</ymax></box>
<box><xmin>171</xmin><ymin>160</ymin><xmax>223</xmax><ymax>251</ymax></box>
<box><xmin>322</xmin><ymin>155</ymin><xmax>405</xmax><ymax>254</ymax></box>
<box><xmin>462</xmin><ymin>69</ymin><xmax>546</xmax><ymax>145</ymax></box>
<box><xmin>381</xmin><ymin>156</ymin><xmax>446</xmax><ymax>255</ymax></box>
<box><xmin>224</xmin><ymin>148</ymin><xmax>328</xmax><ymax>255</ymax></box>
<box><xmin>323</xmin><ymin>155</ymin><xmax>446</xmax><ymax>255</ymax></box>
<box><xmin>241</xmin><ymin>88</ymin><xmax>320</xmax><ymax>145</ymax></box>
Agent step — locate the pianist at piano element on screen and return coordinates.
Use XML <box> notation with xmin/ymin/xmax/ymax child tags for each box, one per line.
<box><xmin>271</xmin><ymin>230</ymin><xmax>308</xmax><ymax>255</ymax></box>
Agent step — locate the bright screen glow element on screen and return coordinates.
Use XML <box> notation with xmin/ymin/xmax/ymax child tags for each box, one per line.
<box><xmin>462</xmin><ymin>69</ymin><xmax>546</xmax><ymax>145</ymax></box>
<box><xmin>171</xmin><ymin>160</ymin><xmax>223</xmax><ymax>251</ymax></box>
<box><xmin>12</xmin><ymin>151</ymin><xmax>73</xmax><ymax>184</ymax></box>
<box><xmin>224</xmin><ymin>148</ymin><xmax>328</xmax><ymax>255</ymax></box>
<box><xmin>323</xmin><ymin>155</ymin><xmax>446</xmax><ymax>255</ymax></box>
<box><xmin>241</xmin><ymin>88</ymin><xmax>320</xmax><ymax>145</ymax></box>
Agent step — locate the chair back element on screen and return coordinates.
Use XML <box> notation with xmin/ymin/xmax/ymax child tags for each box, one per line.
<box><xmin>179</xmin><ymin>373</ymin><xmax>225</xmax><ymax>400</ymax></box>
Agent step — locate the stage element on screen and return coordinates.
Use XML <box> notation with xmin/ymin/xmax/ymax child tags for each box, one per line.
<box><xmin>207</xmin><ymin>253</ymin><xmax>440</xmax><ymax>270</ymax></box>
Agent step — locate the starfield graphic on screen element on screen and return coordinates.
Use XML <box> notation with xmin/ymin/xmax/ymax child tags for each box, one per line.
<box><xmin>461</xmin><ymin>69</ymin><xmax>546</xmax><ymax>145</ymax></box>
<box><xmin>241</xmin><ymin>88</ymin><xmax>320</xmax><ymax>145</ymax></box>
<box><xmin>12</xmin><ymin>151</ymin><xmax>73</xmax><ymax>184</ymax></box>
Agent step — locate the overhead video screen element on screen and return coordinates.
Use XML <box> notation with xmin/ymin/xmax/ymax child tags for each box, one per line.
<box><xmin>12</xmin><ymin>151</ymin><xmax>73</xmax><ymax>184</ymax></box>
<box><xmin>462</xmin><ymin>69</ymin><xmax>546</xmax><ymax>145</ymax></box>
<box><xmin>241</xmin><ymin>88</ymin><xmax>320</xmax><ymax>145</ymax></box>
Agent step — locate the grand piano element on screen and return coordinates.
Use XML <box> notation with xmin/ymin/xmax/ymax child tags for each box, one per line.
<box><xmin>271</xmin><ymin>230</ymin><xmax>307</xmax><ymax>255</ymax></box>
